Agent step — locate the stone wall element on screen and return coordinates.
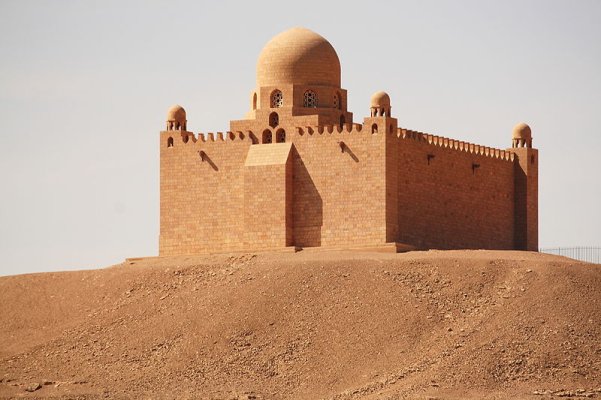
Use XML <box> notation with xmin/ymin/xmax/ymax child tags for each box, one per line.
<box><xmin>159</xmin><ymin>132</ymin><xmax>251</xmax><ymax>256</ymax></box>
<box><xmin>159</xmin><ymin>123</ymin><xmax>537</xmax><ymax>255</ymax></box>
<box><xmin>395</xmin><ymin>132</ymin><xmax>516</xmax><ymax>250</ymax></box>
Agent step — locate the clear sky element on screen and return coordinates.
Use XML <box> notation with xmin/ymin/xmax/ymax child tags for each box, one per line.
<box><xmin>0</xmin><ymin>0</ymin><xmax>600</xmax><ymax>276</ymax></box>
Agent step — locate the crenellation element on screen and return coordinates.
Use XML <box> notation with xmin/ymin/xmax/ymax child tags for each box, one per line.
<box><xmin>400</xmin><ymin>128</ymin><xmax>516</xmax><ymax>162</ymax></box>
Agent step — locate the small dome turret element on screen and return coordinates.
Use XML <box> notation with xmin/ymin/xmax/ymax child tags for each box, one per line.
<box><xmin>370</xmin><ymin>91</ymin><xmax>390</xmax><ymax>108</ymax></box>
<box><xmin>512</xmin><ymin>122</ymin><xmax>532</xmax><ymax>148</ymax></box>
<box><xmin>166</xmin><ymin>105</ymin><xmax>187</xmax><ymax>131</ymax></box>
<box><xmin>370</xmin><ymin>91</ymin><xmax>391</xmax><ymax>117</ymax></box>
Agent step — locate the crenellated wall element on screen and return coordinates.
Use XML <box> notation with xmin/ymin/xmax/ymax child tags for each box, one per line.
<box><xmin>395</xmin><ymin>128</ymin><xmax>517</xmax><ymax>249</ymax></box>
<box><xmin>159</xmin><ymin>119</ymin><xmax>537</xmax><ymax>255</ymax></box>
<box><xmin>289</xmin><ymin>122</ymin><xmax>388</xmax><ymax>247</ymax></box>
<box><xmin>159</xmin><ymin>130</ymin><xmax>252</xmax><ymax>256</ymax></box>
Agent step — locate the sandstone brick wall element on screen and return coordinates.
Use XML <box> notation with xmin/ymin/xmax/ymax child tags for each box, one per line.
<box><xmin>159</xmin><ymin>123</ymin><xmax>536</xmax><ymax>255</ymax></box>
<box><xmin>243</xmin><ymin>143</ymin><xmax>294</xmax><ymax>249</ymax></box>
<box><xmin>160</xmin><ymin>124</ymin><xmax>389</xmax><ymax>255</ymax></box>
<box><xmin>394</xmin><ymin>131</ymin><xmax>516</xmax><ymax>250</ymax></box>
<box><xmin>289</xmin><ymin>124</ymin><xmax>387</xmax><ymax>247</ymax></box>
<box><xmin>159</xmin><ymin>131</ymin><xmax>251</xmax><ymax>256</ymax></box>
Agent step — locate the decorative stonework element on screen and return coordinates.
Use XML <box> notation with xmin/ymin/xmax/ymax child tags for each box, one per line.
<box><xmin>271</xmin><ymin>90</ymin><xmax>283</xmax><ymax>108</ymax></box>
<box><xmin>304</xmin><ymin>90</ymin><xmax>318</xmax><ymax>108</ymax></box>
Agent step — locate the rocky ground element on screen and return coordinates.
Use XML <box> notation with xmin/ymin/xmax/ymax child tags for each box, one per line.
<box><xmin>0</xmin><ymin>250</ymin><xmax>600</xmax><ymax>399</ymax></box>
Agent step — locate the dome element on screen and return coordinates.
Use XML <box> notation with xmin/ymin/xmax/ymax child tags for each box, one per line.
<box><xmin>512</xmin><ymin>122</ymin><xmax>531</xmax><ymax>139</ymax></box>
<box><xmin>167</xmin><ymin>105</ymin><xmax>186</xmax><ymax>122</ymax></box>
<box><xmin>371</xmin><ymin>91</ymin><xmax>391</xmax><ymax>108</ymax></box>
<box><xmin>256</xmin><ymin>27</ymin><xmax>341</xmax><ymax>87</ymax></box>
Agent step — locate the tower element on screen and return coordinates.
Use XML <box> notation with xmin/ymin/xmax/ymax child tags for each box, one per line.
<box><xmin>510</xmin><ymin>122</ymin><xmax>538</xmax><ymax>251</ymax></box>
<box><xmin>366</xmin><ymin>91</ymin><xmax>399</xmax><ymax>242</ymax></box>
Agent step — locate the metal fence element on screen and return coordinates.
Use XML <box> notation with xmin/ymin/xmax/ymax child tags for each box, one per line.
<box><xmin>539</xmin><ymin>247</ymin><xmax>601</xmax><ymax>264</ymax></box>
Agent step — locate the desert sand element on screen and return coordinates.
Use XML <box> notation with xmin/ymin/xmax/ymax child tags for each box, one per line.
<box><xmin>1</xmin><ymin>250</ymin><xmax>600</xmax><ymax>399</ymax></box>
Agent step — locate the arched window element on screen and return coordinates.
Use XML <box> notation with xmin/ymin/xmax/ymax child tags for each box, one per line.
<box><xmin>371</xmin><ymin>123</ymin><xmax>378</xmax><ymax>134</ymax></box>
<box><xmin>270</xmin><ymin>90</ymin><xmax>283</xmax><ymax>108</ymax></box>
<box><xmin>276</xmin><ymin>129</ymin><xmax>286</xmax><ymax>143</ymax></box>
<box><xmin>262</xmin><ymin>129</ymin><xmax>272</xmax><ymax>144</ymax></box>
<box><xmin>252</xmin><ymin>92</ymin><xmax>257</xmax><ymax>110</ymax></box>
<box><xmin>303</xmin><ymin>90</ymin><xmax>318</xmax><ymax>108</ymax></box>
<box><xmin>269</xmin><ymin>112</ymin><xmax>279</xmax><ymax>128</ymax></box>
<box><xmin>333</xmin><ymin>92</ymin><xmax>341</xmax><ymax>110</ymax></box>
<box><xmin>167</xmin><ymin>137</ymin><xmax>174</xmax><ymax>147</ymax></box>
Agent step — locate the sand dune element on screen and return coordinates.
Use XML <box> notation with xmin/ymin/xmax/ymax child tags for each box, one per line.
<box><xmin>1</xmin><ymin>250</ymin><xmax>600</xmax><ymax>399</ymax></box>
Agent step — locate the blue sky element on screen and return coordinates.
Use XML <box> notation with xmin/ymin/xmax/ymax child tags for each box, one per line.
<box><xmin>0</xmin><ymin>0</ymin><xmax>600</xmax><ymax>275</ymax></box>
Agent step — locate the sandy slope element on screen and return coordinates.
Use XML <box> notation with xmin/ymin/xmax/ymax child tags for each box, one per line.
<box><xmin>0</xmin><ymin>250</ymin><xmax>600</xmax><ymax>399</ymax></box>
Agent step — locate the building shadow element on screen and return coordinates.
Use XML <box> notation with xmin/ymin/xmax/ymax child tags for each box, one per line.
<box><xmin>292</xmin><ymin>148</ymin><xmax>322</xmax><ymax>247</ymax></box>
<box><xmin>340</xmin><ymin>141</ymin><xmax>359</xmax><ymax>163</ymax></box>
<box><xmin>199</xmin><ymin>151</ymin><xmax>219</xmax><ymax>171</ymax></box>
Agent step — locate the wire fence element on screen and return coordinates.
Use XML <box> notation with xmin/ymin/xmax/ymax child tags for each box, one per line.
<box><xmin>539</xmin><ymin>247</ymin><xmax>601</xmax><ymax>264</ymax></box>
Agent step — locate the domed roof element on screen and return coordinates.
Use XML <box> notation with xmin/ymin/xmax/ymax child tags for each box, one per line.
<box><xmin>167</xmin><ymin>105</ymin><xmax>186</xmax><ymax>122</ymax></box>
<box><xmin>512</xmin><ymin>122</ymin><xmax>531</xmax><ymax>139</ymax></box>
<box><xmin>371</xmin><ymin>91</ymin><xmax>391</xmax><ymax>108</ymax></box>
<box><xmin>256</xmin><ymin>27</ymin><xmax>341</xmax><ymax>87</ymax></box>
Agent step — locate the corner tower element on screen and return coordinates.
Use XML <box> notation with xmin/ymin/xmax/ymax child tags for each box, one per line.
<box><xmin>230</xmin><ymin>27</ymin><xmax>353</xmax><ymax>133</ymax></box>
<box><xmin>509</xmin><ymin>122</ymin><xmax>538</xmax><ymax>251</ymax></box>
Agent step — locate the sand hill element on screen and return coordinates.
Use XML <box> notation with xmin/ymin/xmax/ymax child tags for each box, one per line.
<box><xmin>0</xmin><ymin>250</ymin><xmax>600</xmax><ymax>399</ymax></box>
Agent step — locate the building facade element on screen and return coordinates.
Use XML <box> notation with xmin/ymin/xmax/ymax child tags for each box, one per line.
<box><xmin>159</xmin><ymin>27</ymin><xmax>538</xmax><ymax>255</ymax></box>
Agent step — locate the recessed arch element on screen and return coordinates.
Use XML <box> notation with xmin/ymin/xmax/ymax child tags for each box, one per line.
<box><xmin>262</xmin><ymin>129</ymin><xmax>272</xmax><ymax>144</ymax></box>
<box><xmin>304</xmin><ymin>90</ymin><xmax>318</xmax><ymax>108</ymax></box>
<box><xmin>269</xmin><ymin>112</ymin><xmax>279</xmax><ymax>128</ymax></box>
<box><xmin>371</xmin><ymin>123</ymin><xmax>378</xmax><ymax>134</ymax></box>
<box><xmin>270</xmin><ymin>89</ymin><xmax>283</xmax><ymax>108</ymax></box>
<box><xmin>167</xmin><ymin>137</ymin><xmax>174</xmax><ymax>147</ymax></box>
<box><xmin>252</xmin><ymin>92</ymin><xmax>257</xmax><ymax>110</ymax></box>
<box><xmin>276</xmin><ymin>128</ymin><xmax>286</xmax><ymax>143</ymax></box>
<box><xmin>339</xmin><ymin>114</ymin><xmax>346</xmax><ymax>129</ymax></box>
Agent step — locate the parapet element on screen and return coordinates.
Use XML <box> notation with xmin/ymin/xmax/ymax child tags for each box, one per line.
<box><xmin>162</xmin><ymin>130</ymin><xmax>260</xmax><ymax>148</ymax></box>
<box><xmin>162</xmin><ymin>121</ymin><xmax>518</xmax><ymax>163</ymax></box>
<box><xmin>399</xmin><ymin>128</ymin><xmax>516</xmax><ymax>162</ymax></box>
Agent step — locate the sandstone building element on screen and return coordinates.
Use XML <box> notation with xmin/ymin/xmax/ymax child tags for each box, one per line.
<box><xmin>159</xmin><ymin>27</ymin><xmax>538</xmax><ymax>255</ymax></box>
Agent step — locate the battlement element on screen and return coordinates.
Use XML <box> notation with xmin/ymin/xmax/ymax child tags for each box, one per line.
<box><xmin>163</xmin><ymin>122</ymin><xmax>517</xmax><ymax>164</ymax></box>
<box><xmin>293</xmin><ymin>123</ymin><xmax>363</xmax><ymax>136</ymax></box>
<box><xmin>163</xmin><ymin>130</ymin><xmax>259</xmax><ymax>147</ymax></box>
<box><xmin>399</xmin><ymin>128</ymin><xmax>516</xmax><ymax>162</ymax></box>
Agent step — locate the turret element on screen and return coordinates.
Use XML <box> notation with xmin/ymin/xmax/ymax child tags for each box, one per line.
<box><xmin>370</xmin><ymin>91</ymin><xmax>391</xmax><ymax>117</ymax></box>
<box><xmin>166</xmin><ymin>105</ymin><xmax>187</xmax><ymax>131</ymax></box>
<box><xmin>512</xmin><ymin>122</ymin><xmax>532</xmax><ymax>148</ymax></box>
<box><xmin>365</xmin><ymin>91</ymin><xmax>396</xmax><ymax>134</ymax></box>
<box><xmin>509</xmin><ymin>122</ymin><xmax>538</xmax><ymax>251</ymax></box>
